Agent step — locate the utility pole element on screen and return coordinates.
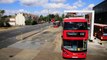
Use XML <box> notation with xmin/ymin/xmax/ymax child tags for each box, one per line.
<box><xmin>48</xmin><ymin>9</ymin><xmax>50</xmax><ymax>23</ymax></box>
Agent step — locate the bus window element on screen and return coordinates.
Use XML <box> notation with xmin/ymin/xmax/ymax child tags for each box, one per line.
<box><xmin>94</xmin><ymin>26</ymin><xmax>99</xmax><ymax>32</ymax></box>
<box><xmin>63</xmin><ymin>40</ymin><xmax>87</xmax><ymax>52</ymax></box>
<box><xmin>64</xmin><ymin>22</ymin><xmax>87</xmax><ymax>30</ymax></box>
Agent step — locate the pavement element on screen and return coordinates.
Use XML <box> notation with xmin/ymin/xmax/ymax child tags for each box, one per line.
<box><xmin>0</xmin><ymin>27</ymin><xmax>20</xmax><ymax>32</ymax></box>
<box><xmin>0</xmin><ymin>26</ymin><xmax>107</xmax><ymax>60</ymax></box>
<box><xmin>90</xmin><ymin>36</ymin><xmax>107</xmax><ymax>49</ymax></box>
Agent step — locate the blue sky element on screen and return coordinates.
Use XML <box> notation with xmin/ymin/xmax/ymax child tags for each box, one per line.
<box><xmin>0</xmin><ymin>0</ymin><xmax>103</xmax><ymax>16</ymax></box>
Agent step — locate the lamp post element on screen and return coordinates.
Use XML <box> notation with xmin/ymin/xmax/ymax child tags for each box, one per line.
<box><xmin>48</xmin><ymin>9</ymin><xmax>50</xmax><ymax>23</ymax></box>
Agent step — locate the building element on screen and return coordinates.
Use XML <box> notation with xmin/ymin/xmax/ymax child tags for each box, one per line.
<box><xmin>9</xmin><ymin>13</ymin><xmax>25</xmax><ymax>26</ymax></box>
<box><xmin>93</xmin><ymin>0</ymin><xmax>107</xmax><ymax>24</ymax></box>
<box><xmin>15</xmin><ymin>13</ymin><xmax>25</xmax><ymax>25</ymax></box>
<box><xmin>9</xmin><ymin>18</ymin><xmax>16</xmax><ymax>26</ymax></box>
<box><xmin>23</xmin><ymin>13</ymin><xmax>38</xmax><ymax>22</ymax></box>
<box><xmin>9</xmin><ymin>13</ymin><xmax>38</xmax><ymax>26</ymax></box>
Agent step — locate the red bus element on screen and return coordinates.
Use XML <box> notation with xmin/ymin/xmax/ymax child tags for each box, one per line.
<box><xmin>94</xmin><ymin>23</ymin><xmax>107</xmax><ymax>40</ymax></box>
<box><xmin>53</xmin><ymin>21</ymin><xmax>60</xmax><ymax>28</ymax></box>
<box><xmin>62</xmin><ymin>17</ymin><xmax>88</xmax><ymax>59</ymax></box>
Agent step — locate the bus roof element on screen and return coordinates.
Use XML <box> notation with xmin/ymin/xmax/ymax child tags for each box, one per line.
<box><xmin>63</xmin><ymin>17</ymin><xmax>87</xmax><ymax>22</ymax></box>
<box><xmin>94</xmin><ymin>23</ymin><xmax>107</xmax><ymax>27</ymax></box>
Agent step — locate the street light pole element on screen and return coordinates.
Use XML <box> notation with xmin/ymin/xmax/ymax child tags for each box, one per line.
<box><xmin>48</xmin><ymin>9</ymin><xmax>49</xmax><ymax>23</ymax></box>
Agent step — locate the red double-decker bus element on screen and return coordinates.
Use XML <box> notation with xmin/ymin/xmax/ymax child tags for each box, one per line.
<box><xmin>62</xmin><ymin>17</ymin><xmax>88</xmax><ymax>59</ymax></box>
<box><xmin>94</xmin><ymin>23</ymin><xmax>107</xmax><ymax>40</ymax></box>
<box><xmin>53</xmin><ymin>21</ymin><xmax>60</xmax><ymax>28</ymax></box>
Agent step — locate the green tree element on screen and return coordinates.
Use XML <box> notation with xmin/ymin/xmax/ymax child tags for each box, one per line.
<box><xmin>32</xmin><ymin>20</ymin><xmax>37</xmax><ymax>25</ymax></box>
<box><xmin>62</xmin><ymin>14</ymin><xmax>64</xmax><ymax>19</ymax></box>
<box><xmin>25</xmin><ymin>19</ymin><xmax>32</xmax><ymax>25</ymax></box>
<box><xmin>46</xmin><ymin>14</ymin><xmax>51</xmax><ymax>22</ymax></box>
<box><xmin>39</xmin><ymin>15</ymin><xmax>44</xmax><ymax>20</ymax></box>
<box><xmin>0</xmin><ymin>10</ymin><xmax>11</xmax><ymax>27</ymax></box>
<box><xmin>49</xmin><ymin>14</ymin><xmax>55</xmax><ymax>18</ymax></box>
<box><xmin>39</xmin><ymin>15</ymin><xmax>44</xmax><ymax>22</ymax></box>
<box><xmin>60</xmin><ymin>14</ymin><xmax>65</xmax><ymax>22</ymax></box>
<box><xmin>0</xmin><ymin>10</ymin><xmax>5</xmax><ymax>16</ymax></box>
<box><xmin>25</xmin><ymin>19</ymin><xmax>38</xmax><ymax>25</ymax></box>
<box><xmin>54</xmin><ymin>14</ymin><xmax>60</xmax><ymax>21</ymax></box>
<box><xmin>0</xmin><ymin>10</ymin><xmax>5</xmax><ymax>20</ymax></box>
<box><xmin>43</xmin><ymin>16</ymin><xmax>47</xmax><ymax>22</ymax></box>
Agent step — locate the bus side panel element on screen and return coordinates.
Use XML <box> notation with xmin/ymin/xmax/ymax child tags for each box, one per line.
<box><xmin>101</xmin><ymin>36</ymin><xmax>107</xmax><ymax>41</ymax></box>
<box><xmin>94</xmin><ymin>25</ymin><xmax>107</xmax><ymax>40</ymax></box>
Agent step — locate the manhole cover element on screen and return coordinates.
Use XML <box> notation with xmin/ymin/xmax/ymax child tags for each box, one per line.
<box><xmin>9</xmin><ymin>55</ymin><xmax>14</xmax><ymax>58</ymax></box>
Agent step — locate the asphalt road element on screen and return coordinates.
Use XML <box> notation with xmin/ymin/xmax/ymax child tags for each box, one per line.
<box><xmin>0</xmin><ymin>23</ymin><xmax>51</xmax><ymax>49</ymax></box>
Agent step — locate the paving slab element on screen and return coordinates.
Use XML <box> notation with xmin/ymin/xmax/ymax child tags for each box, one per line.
<box><xmin>0</xmin><ymin>47</ymin><xmax>22</xmax><ymax>60</ymax></box>
<box><xmin>9</xmin><ymin>49</ymin><xmax>40</xmax><ymax>60</ymax></box>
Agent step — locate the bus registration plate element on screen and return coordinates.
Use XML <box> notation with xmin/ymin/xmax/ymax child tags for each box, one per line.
<box><xmin>72</xmin><ymin>56</ymin><xmax>78</xmax><ymax>58</ymax></box>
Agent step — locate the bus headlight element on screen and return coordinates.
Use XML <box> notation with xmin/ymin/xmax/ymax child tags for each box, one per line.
<box><xmin>101</xmin><ymin>37</ymin><xmax>103</xmax><ymax>39</ymax></box>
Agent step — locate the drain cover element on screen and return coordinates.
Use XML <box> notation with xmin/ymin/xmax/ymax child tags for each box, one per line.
<box><xmin>9</xmin><ymin>55</ymin><xmax>14</xmax><ymax>57</ymax></box>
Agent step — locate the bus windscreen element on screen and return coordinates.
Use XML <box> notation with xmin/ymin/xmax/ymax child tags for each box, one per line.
<box><xmin>103</xmin><ymin>27</ymin><xmax>107</xmax><ymax>35</ymax></box>
<box><xmin>64</xmin><ymin>22</ymin><xmax>87</xmax><ymax>30</ymax></box>
<box><xmin>63</xmin><ymin>40</ymin><xmax>87</xmax><ymax>52</ymax></box>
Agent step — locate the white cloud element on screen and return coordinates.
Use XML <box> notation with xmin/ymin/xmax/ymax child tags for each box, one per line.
<box><xmin>4</xmin><ymin>9</ymin><xmax>29</xmax><ymax>15</ymax></box>
<box><xmin>18</xmin><ymin>9</ymin><xmax>29</xmax><ymax>13</ymax></box>
<box><xmin>50</xmin><ymin>0</ymin><xmax>66</xmax><ymax>3</ymax></box>
<box><xmin>0</xmin><ymin>0</ymin><xmax>15</xmax><ymax>3</ymax></box>
<box><xmin>43</xmin><ymin>0</ymin><xmax>85</xmax><ymax>10</ymax></box>
<box><xmin>73</xmin><ymin>0</ymin><xmax>85</xmax><ymax>7</ymax></box>
<box><xmin>88</xmin><ymin>4</ymin><xmax>95</xmax><ymax>9</ymax></box>
<box><xmin>83</xmin><ymin>4</ymin><xmax>95</xmax><ymax>10</ymax></box>
<box><xmin>43</xmin><ymin>3</ymin><xmax>77</xmax><ymax>10</ymax></box>
<box><xmin>65</xmin><ymin>0</ymin><xmax>85</xmax><ymax>10</ymax></box>
<box><xmin>41</xmin><ymin>0</ymin><xmax>86</xmax><ymax>16</ymax></box>
<box><xmin>19</xmin><ymin>0</ymin><xmax>48</xmax><ymax>6</ymax></box>
<box><xmin>34</xmin><ymin>9</ymin><xmax>63</xmax><ymax>16</ymax></box>
<box><xmin>51</xmin><ymin>10</ymin><xmax>63</xmax><ymax>16</ymax></box>
<box><xmin>4</xmin><ymin>10</ymin><xmax>18</xmax><ymax>15</ymax></box>
<box><xmin>43</xmin><ymin>3</ymin><xmax>64</xmax><ymax>9</ymax></box>
<box><xmin>34</xmin><ymin>9</ymin><xmax>49</xmax><ymax>16</ymax></box>
<box><xmin>65</xmin><ymin>5</ymin><xmax>78</xmax><ymax>10</ymax></box>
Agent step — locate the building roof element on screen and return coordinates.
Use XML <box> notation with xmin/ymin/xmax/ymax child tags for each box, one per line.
<box><xmin>93</xmin><ymin>0</ymin><xmax>107</xmax><ymax>13</ymax></box>
<box><xmin>94</xmin><ymin>23</ymin><xmax>107</xmax><ymax>27</ymax></box>
<box><xmin>64</xmin><ymin>17</ymin><xmax>87</xmax><ymax>22</ymax></box>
